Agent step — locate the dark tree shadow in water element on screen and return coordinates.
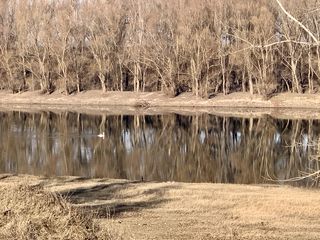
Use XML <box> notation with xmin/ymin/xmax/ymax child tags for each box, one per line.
<box><xmin>57</xmin><ymin>179</ymin><xmax>176</xmax><ymax>218</ymax></box>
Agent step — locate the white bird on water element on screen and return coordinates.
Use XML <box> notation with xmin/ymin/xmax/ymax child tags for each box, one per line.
<box><xmin>97</xmin><ymin>132</ymin><xmax>105</xmax><ymax>139</ymax></box>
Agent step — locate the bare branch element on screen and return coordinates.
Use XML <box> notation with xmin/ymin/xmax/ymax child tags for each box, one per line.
<box><xmin>275</xmin><ymin>0</ymin><xmax>319</xmax><ymax>44</ymax></box>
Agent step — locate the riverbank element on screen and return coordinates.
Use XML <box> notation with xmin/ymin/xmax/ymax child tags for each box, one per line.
<box><xmin>0</xmin><ymin>90</ymin><xmax>320</xmax><ymax>108</ymax></box>
<box><xmin>1</xmin><ymin>174</ymin><xmax>320</xmax><ymax>239</ymax></box>
<box><xmin>2</xmin><ymin>90</ymin><xmax>320</xmax><ymax>119</ymax></box>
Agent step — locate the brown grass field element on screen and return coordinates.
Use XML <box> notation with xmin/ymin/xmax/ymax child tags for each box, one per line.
<box><xmin>1</xmin><ymin>174</ymin><xmax>320</xmax><ymax>239</ymax></box>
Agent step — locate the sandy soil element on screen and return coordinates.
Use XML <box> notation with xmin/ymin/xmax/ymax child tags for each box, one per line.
<box><xmin>1</xmin><ymin>174</ymin><xmax>320</xmax><ymax>240</ymax></box>
<box><xmin>2</xmin><ymin>90</ymin><xmax>320</xmax><ymax>119</ymax></box>
<box><xmin>0</xmin><ymin>90</ymin><xmax>318</xmax><ymax>108</ymax></box>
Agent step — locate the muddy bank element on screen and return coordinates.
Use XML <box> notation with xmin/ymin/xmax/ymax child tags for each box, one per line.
<box><xmin>1</xmin><ymin>174</ymin><xmax>320</xmax><ymax>240</ymax></box>
<box><xmin>2</xmin><ymin>90</ymin><xmax>320</xmax><ymax>119</ymax></box>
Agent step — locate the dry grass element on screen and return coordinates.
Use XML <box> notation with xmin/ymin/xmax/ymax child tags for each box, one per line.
<box><xmin>2</xmin><ymin>175</ymin><xmax>320</xmax><ymax>239</ymax></box>
<box><xmin>0</xmin><ymin>183</ymin><xmax>116</xmax><ymax>240</ymax></box>
<box><xmin>99</xmin><ymin>183</ymin><xmax>320</xmax><ymax>240</ymax></box>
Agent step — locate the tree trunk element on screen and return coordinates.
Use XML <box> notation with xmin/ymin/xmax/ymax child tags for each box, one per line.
<box><xmin>99</xmin><ymin>72</ymin><xmax>106</xmax><ymax>92</ymax></box>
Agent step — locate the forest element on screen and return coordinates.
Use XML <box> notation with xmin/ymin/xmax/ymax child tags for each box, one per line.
<box><xmin>0</xmin><ymin>0</ymin><xmax>319</xmax><ymax>97</ymax></box>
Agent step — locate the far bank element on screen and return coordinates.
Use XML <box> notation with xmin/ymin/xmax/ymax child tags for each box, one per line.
<box><xmin>1</xmin><ymin>90</ymin><xmax>320</xmax><ymax>119</ymax></box>
<box><xmin>0</xmin><ymin>90</ymin><xmax>319</xmax><ymax>108</ymax></box>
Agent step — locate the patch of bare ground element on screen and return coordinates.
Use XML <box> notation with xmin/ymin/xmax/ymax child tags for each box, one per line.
<box><xmin>1</xmin><ymin>175</ymin><xmax>320</xmax><ymax>239</ymax></box>
<box><xmin>2</xmin><ymin>91</ymin><xmax>320</xmax><ymax>119</ymax></box>
<box><xmin>0</xmin><ymin>90</ymin><xmax>320</xmax><ymax>108</ymax></box>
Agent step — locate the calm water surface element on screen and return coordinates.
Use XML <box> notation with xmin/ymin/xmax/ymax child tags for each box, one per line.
<box><xmin>0</xmin><ymin>111</ymin><xmax>319</xmax><ymax>185</ymax></box>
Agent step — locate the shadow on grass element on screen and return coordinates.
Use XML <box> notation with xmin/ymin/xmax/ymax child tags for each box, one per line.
<box><xmin>0</xmin><ymin>174</ymin><xmax>16</xmax><ymax>180</ymax></box>
<box><xmin>57</xmin><ymin>180</ymin><xmax>176</xmax><ymax>218</ymax></box>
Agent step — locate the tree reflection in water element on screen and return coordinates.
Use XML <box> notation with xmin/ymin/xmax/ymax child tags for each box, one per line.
<box><xmin>0</xmin><ymin>111</ymin><xmax>319</xmax><ymax>185</ymax></box>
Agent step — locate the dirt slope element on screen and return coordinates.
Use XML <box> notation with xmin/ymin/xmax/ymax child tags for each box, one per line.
<box><xmin>2</xmin><ymin>91</ymin><xmax>320</xmax><ymax>119</ymax></box>
<box><xmin>0</xmin><ymin>90</ymin><xmax>320</xmax><ymax>109</ymax></box>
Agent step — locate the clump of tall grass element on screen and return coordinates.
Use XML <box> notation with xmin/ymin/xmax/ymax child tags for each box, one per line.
<box><xmin>0</xmin><ymin>184</ymin><xmax>112</xmax><ymax>239</ymax></box>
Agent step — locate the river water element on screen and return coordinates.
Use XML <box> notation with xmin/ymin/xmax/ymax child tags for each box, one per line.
<box><xmin>0</xmin><ymin>111</ymin><xmax>319</xmax><ymax>185</ymax></box>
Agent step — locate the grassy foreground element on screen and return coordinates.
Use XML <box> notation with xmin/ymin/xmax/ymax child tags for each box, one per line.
<box><xmin>1</xmin><ymin>175</ymin><xmax>320</xmax><ymax>239</ymax></box>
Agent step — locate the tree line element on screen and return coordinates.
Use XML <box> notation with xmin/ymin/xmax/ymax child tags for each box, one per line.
<box><xmin>0</xmin><ymin>0</ymin><xmax>319</xmax><ymax>97</ymax></box>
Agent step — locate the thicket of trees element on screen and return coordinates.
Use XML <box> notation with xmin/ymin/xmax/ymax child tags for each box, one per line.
<box><xmin>0</xmin><ymin>0</ymin><xmax>319</xmax><ymax>97</ymax></box>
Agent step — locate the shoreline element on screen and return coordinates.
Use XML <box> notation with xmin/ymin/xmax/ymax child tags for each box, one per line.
<box><xmin>1</xmin><ymin>90</ymin><xmax>319</xmax><ymax>108</ymax></box>
<box><xmin>2</xmin><ymin>90</ymin><xmax>320</xmax><ymax>119</ymax></box>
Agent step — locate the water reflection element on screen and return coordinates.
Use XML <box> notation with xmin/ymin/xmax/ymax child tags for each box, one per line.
<box><xmin>0</xmin><ymin>111</ymin><xmax>320</xmax><ymax>185</ymax></box>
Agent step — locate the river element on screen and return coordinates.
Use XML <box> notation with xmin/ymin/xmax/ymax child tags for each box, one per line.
<box><xmin>0</xmin><ymin>111</ymin><xmax>319</xmax><ymax>185</ymax></box>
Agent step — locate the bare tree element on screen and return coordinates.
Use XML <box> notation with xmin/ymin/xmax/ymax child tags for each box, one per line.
<box><xmin>0</xmin><ymin>0</ymin><xmax>319</xmax><ymax>97</ymax></box>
